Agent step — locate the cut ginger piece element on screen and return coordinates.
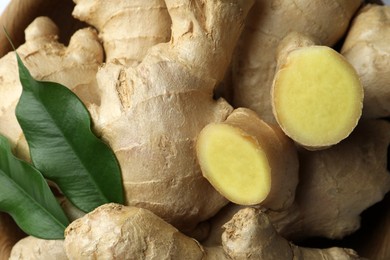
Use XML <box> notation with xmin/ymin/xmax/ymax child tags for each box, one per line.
<box><xmin>197</xmin><ymin>123</ymin><xmax>271</xmax><ymax>205</ymax></box>
<box><xmin>272</xmin><ymin>45</ymin><xmax>363</xmax><ymax>149</ymax></box>
<box><xmin>196</xmin><ymin>108</ymin><xmax>298</xmax><ymax>210</ymax></box>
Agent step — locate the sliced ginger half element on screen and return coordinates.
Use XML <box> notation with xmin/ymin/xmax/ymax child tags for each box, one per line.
<box><xmin>196</xmin><ymin>108</ymin><xmax>299</xmax><ymax>209</ymax></box>
<box><xmin>197</xmin><ymin>123</ymin><xmax>271</xmax><ymax>205</ymax></box>
<box><xmin>272</xmin><ymin>46</ymin><xmax>363</xmax><ymax>149</ymax></box>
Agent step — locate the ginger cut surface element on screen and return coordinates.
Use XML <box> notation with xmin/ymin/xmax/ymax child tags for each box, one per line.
<box><xmin>197</xmin><ymin>108</ymin><xmax>299</xmax><ymax>210</ymax></box>
<box><xmin>197</xmin><ymin>123</ymin><xmax>271</xmax><ymax>205</ymax></box>
<box><xmin>272</xmin><ymin>46</ymin><xmax>363</xmax><ymax>149</ymax></box>
<box><xmin>231</xmin><ymin>0</ymin><xmax>362</xmax><ymax>123</ymax></box>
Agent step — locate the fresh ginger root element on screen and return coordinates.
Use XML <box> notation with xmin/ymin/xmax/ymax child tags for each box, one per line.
<box><xmin>267</xmin><ymin>119</ymin><xmax>390</xmax><ymax>240</ymax></box>
<box><xmin>231</xmin><ymin>0</ymin><xmax>362</xmax><ymax>123</ymax></box>
<box><xmin>271</xmin><ymin>32</ymin><xmax>363</xmax><ymax>149</ymax></box>
<box><xmin>196</xmin><ymin>108</ymin><xmax>299</xmax><ymax>210</ymax></box>
<box><xmin>202</xmin><ymin>203</ymin><xmax>245</xmax><ymax>247</ymax></box>
<box><xmin>0</xmin><ymin>16</ymin><xmax>103</xmax><ymax>160</ymax></box>
<box><xmin>205</xmin><ymin>120</ymin><xmax>390</xmax><ymax>245</ymax></box>
<box><xmin>222</xmin><ymin>207</ymin><xmax>360</xmax><ymax>260</ymax></box>
<box><xmin>0</xmin><ymin>0</ymin><xmax>87</xmax><ymax>58</ymax></box>
<box><xmin>64</xmin><ymin>203</ymin><xmax>205</xmax><ymax>259</ymax></box>
<box><xmin>1</xmin><ymin>1</ymin><xmax>388</xmax><ymax>258</ymax></box>
<box><xmin>64</xmin><ymin>203</ymin><xmax>360</xmax><ymax>260</ymax></box>
<box><xmin>0</xmin><ymin>213</ymin><xmax>25</xmax><ymax>260</ymax></box>
<box><xmin>73</xmin><ymin>0</ymin><xmax>254</xmax><ymax>232</ymax></box>
<box><xmin>72</xmin><ymin>0</ymin><xmax>171</xmax><ymax>66</ymax></box>
<box><xmin>341</xmin><ymin>4</ymin><xmax>390</xmax><ymax>119</ymax></box>
<box><xmin>9</xmin><ymin>236</ymin><xmax>66</xmax><ymax>260</ymax></box>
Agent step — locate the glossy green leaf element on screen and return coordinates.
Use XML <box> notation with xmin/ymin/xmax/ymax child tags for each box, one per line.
<box><xmin>15</xmin><ymin>54</ymin><xmax>124</xmax><ymax>212</ymax></box>
<box><xmin>0</xmin><ymin>135</ymin><xmax>68</xmax><ymax>239</ymax></box>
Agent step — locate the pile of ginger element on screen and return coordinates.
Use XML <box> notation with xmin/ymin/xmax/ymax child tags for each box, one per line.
<box><xmin>1</xmin><ymin>0</ymin><xmax>390</xmax><ymax>259</ymax></box>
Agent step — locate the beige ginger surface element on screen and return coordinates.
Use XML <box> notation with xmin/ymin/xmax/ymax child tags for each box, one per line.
<box><xmin>9</xmin><ymin>236</ymin><xmax>67</xmax><ymax>260</ymax></box>
<box><xmin>0</xmin><ymin>1</ymin><xmax>387</xmax><ymax>259</ymax></box>
<box><xmin>74</xmin><ymin>0</ymin><xmax>254</xmax><ymax>232</ymax></box>
<box><xmin>72</xmin><ymin>0</ymin><xmax>172</xmax><ymax>66</ymax></box>
<box><xmin>341</xmin><ymin>4</ymin><xmax>390</xmax><ymax>118</ymax></box>
<box><xmin>268</xmin><ymin>120</ymin><xmax>390</xmax><ymax>240</ymax></box>
<box><xmin>222</xmin><ymin>207</ymin><xmax>360</xmax><ymax>260</ymax></box>
<box><xmin>64</xmin><ymin>204</ymin><xmax>361</xmax><ymax>260</ymax></box>
<box><xmin>65</xmin><ymin>204</ymin><xmax>204</xmax><ymax>260</ymax></box>
<box><xmin>203</xmin><ymin>120</ymin><xmax>390</xmax><ymax>245</ymax></box>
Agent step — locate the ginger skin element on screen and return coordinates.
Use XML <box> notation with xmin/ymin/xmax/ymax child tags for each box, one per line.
<box><xmin>0</xmin><ymin>16</ymin><xmax>103</xmax><ymax>161</ymax></box>
<box><xmin>222</xmin><ymin>207</ymin><xmax>360</xmax><ymax>260</ymax></box>
<box><xmin>74</xmin><ymin>0</ymin><xmax>254</xmax><ymax>232</ymax></box>
<box><xmin>0</xmin><ymin>1</ymin><xmax>386</xmax><ymax>259</ymax></box>
<box><xmin>231</xmin><ymin>0</ymin><xmax>362</xmax><ymax>123</ymax></box>
<box><xmin>204</xmin><ymin>120</ymin><xmax>390</xmax><ymax>245</ymax></box>
<box><xmin>65</xmin><ymin>204</ymin><xmax>205</xmax><ymax>260</ymax></box>
<box><xmin>0</xmin><ymin>0</ymin><xmax>86</xmax><ymax>58</ymax></box>
<box><xmin>72</xmin><ymin>0</ymin><xmax>171</xmax><ymax>66</ymax></box>
<box><xmin>268</xmin><ymin>120</ymin><xmax>390</xmax><ymax>240</ymax></box>
<box><xmin>196</xmin><ymin>108</ymin><xmax>299</xmax><ymax>210</ymax></box>
<box><xmin>341</xmin><ymin>4</ymin><xmax>390</xmax><ymax>119</ymax></box>
<box><xmin>64</xmin><ymin>203</ymin><xmax>360</xmax><ymax>260</ymax></box>
<box><xmin>9</xmin><ymin>236</ymin><xmax>67</xmax><ymax>260</ymax></box>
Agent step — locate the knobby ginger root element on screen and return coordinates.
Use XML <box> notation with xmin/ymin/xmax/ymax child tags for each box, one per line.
<box><xmin>271</xmin><ymin>33</ymin><xmax>363</xmax><ymax>149</ymax></box>
<box><xmin>268</xmin><ymin>119</ymin><xmax>390</xmax><ymax>240</ymax></box>
<box><xmin>202</xmin><ymin>203</ymin><xmax>246</xmax><ymax>247</ymax></box>
<box><xmin>9</xmin><ymin>236</ymin><xmax>66</xmax><ymax>260</ymax></box>
<box><xmin>196</xmin><ymin>108</ymin><xmax>299</xmax><ymax>210</ymax></box>
<box><xmin>74</xmin><ymin>0</ymin><xmax>254</xmax><ymax>232</ymax></box>
<box><xmin>231</xmin><ymin>0</ymin><xmax>362</xmax><ymax>123</ymax></box>
<box><xmin>0</xmin><ymin>213</ymin><xmax>25</xmax><ymax>260</ymax></box>
<box><xmin>72</xmin><ymin>0</ymin><xmax>171</xmax><ymax>66</ymax></box>
<box><xmin>0</xmin><ymin>0</ymin><xmax>87</xmax><ymax>58</ymax></box>
<box><xmin>64</xmin><ymin>203</ymin><xmax>361</xmax><ymax>260</ymax></box>
<box><xmin>0</xmin><ymin>16</ymin><xmax>103</xmax><ymax>160</ymax></box>
<box><xmin>222</xmin><ymin>207</ymin><xmax>360</xmax><ymax>260</ymax></box>
<box><xmin>341</xmin><ymin>4</ymin><xmax>390</xmax><ymax>119</ymax></box>
<box><xmin>64</xmin><ymin>203</ymin><xmax>205</xmax><ymax>259</ymax></box>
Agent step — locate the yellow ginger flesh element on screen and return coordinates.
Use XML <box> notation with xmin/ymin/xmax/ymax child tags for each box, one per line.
<box><xmin>197</xmin><ymin>123</ymin><xmax>271</xmax><ymax>205</ymax></box>
<box><xmin>196</xmin><ymin>108</ymin><xmax>299</xmax><ymax>209</ymax></box>
<box><xmin>272</xmin><ymin>46</ymin><xmax>363</xmax><ymax>148</ymax></box>
<box><xmin>231</xmin><ymin>0</ymin><xmax>362</xmax><ymax>123</ymax></box>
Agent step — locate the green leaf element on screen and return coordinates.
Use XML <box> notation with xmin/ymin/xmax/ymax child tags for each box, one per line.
<box><xmin>0</xmin><ymin>135</ymin><xmax>68</xmax><ymax>239</ymax></box>
<box><xmin>14</xmin><ymin>54</ymin><xmax>124</xmax><ymax>212</ymax></box>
